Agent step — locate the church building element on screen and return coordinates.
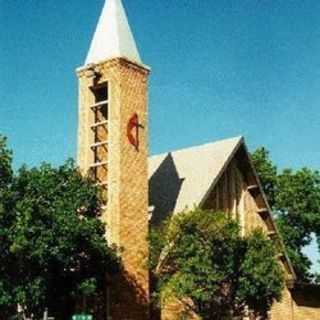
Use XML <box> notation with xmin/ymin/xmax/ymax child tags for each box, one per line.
<box><xmin>76</xmin><ymin>0</ymin><xmax>320</xmax><ymax>319</ymax></box>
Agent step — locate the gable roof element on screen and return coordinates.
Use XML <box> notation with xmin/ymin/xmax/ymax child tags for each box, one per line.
<box><xmin>85</xmin><ymin>0</ymin><xmax>142</xmax><ymax>65</ymax></box>
<box><xmin>148</xmin><ymin>136</ymin><xmax>296</xmax><ymax>281</ymax></box>
<box><xmin>148</xmin><ymin>136</ymin><xmax>243</xmax><ymax>225</ymax></box>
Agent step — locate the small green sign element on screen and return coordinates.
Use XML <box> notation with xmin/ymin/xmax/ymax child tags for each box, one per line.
<box><xmin>72</xmin><ymin>315</ymin><xmax>93</xmax><ymax>320</ymax></box>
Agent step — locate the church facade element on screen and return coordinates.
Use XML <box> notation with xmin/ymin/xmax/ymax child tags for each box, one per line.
<box><xmin>76</xmin><ymin>1</ymin><xmax>320</xmax><ymax>319</ymax></box>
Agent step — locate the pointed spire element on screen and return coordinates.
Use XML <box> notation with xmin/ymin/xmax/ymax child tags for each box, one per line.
<box><xmin>85</xmin><ymin>0</ymin><xmax>142</xmax><ymax>65</ymax></box>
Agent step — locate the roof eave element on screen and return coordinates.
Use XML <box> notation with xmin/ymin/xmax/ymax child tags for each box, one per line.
<box><xmin>198</xmin><ymin>137</ymin><xmax>297</xmax><ymax>283</ymax></box>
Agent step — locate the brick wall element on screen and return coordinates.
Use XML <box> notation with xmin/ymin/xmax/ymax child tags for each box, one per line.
<box><xmin>292</xmin><ymin>287</ymin><xmax>320</xmax><ymax>319</ymax></box>
<box><xmin>271</xmin><ymin>286</ymin><xmax>295</xmax><ymax>320</ymax></box>
<box><xmin>77</xmin><ymin>57</ymin><xmax>150</xmax><ymax>320</ymax></box>
<box><xmin>271</xmin><ymin>285</ymin><xmax>320</xmax><ymax>320</ymax></box>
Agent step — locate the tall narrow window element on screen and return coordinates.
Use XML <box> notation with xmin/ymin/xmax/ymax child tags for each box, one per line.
<box><xmin>93</xmin><ymin>85</ymin><xmax>108</xmax><ymax>102</ymax></box>
<box><xmin>90</xmin><ymin>83</ymin><xmax>109</xmax><ymax>204</ymax></box>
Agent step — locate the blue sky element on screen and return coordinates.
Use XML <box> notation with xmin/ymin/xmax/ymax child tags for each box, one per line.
<box><xmin>0</xmin><ymin>1</ymin><xmax>319</xmax><ymax>269</ymax></box>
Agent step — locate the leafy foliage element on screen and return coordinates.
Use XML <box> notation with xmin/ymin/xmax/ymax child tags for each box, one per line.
<box><xmin>0</xmin><ymin>135</ymin><xmax>13</xmax><ymax>188</ymax></box>
<box><xmin>150</xmin><ymin>209</ymin><xmax>284</xmax><ymax>320</ymax></box>
<box><xmin>251</xmin><ymin>148</ymin><xmax>277</xmax><ymax>207</ymax></box>
<box><xmin>0</xmin><ymin>135</ymin><xmax>118</xmax><ymax>319</ymax></box>
<box><xmin>0</xmin><ymin>135</ymin><xmax>16</xmax><ymax>318</ymax></box>
<box><xmin>252</xmin><ymin>147</ymin><xmax>320</xmax><ymax>281</ymax></box>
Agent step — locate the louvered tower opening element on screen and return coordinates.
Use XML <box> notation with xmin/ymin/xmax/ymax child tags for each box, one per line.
<box><xmin>90</xmin><ymin>83</ymin><xmax>109</xmax><ymax>205</ymax></box>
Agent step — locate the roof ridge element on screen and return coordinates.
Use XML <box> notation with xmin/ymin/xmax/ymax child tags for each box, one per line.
<box><xmin>149</xmin><ymin>136</ymin><xmax>243</xmax><ymax>159</ymax></box>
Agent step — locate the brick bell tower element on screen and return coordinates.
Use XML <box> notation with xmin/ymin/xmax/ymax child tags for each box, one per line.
<box><xmin>76</xmin><ymin>0</ymin><xmax>150</xmax><ymax>319</ymax></box>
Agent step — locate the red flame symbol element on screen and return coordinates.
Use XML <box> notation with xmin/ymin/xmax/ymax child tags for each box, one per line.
<box><xmin>127</xmin><ymin>113</ymin><xmax>142</xmax><ymax>151</ymax></box>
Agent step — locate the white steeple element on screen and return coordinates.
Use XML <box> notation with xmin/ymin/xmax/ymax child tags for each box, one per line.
<box><xmin>85</xmin><ymin>0</ymin><xmax>142</xmax><ymax>65</ymax></box>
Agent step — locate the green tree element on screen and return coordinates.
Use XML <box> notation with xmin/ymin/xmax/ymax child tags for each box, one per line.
<box><xmin>0</xmin><ymin>135</ymin><xmax>16</xmax><ymax>317</ymax></box>
<box><xmin>251</xmin><ymin>148</ymin><xmax>277</xmax><ymax>208</ymax></box>
<box><xmin>0</xmin><ymin>135</ymin><xmax>118</xmax><ymax>319</ymax></box>
<box><xmin>252</xmin><ymin>148</ymin><xmax>320</xmax><ymax>282</ymax></box>
<box><xmin>150</xmin><ymin>209</ymin><xmax>284</xmax><ymax>320</ymax></box>
<box><xmin>0</xmin><ymin>135</ymin><xmax>13</xmax><ymax>188</ymax></box>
